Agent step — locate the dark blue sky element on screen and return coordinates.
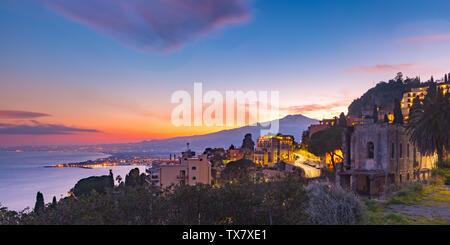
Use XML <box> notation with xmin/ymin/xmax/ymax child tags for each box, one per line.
<box><xmin>1</xmin><ymin>0</ymin><xmax>450</xmax><ymax>146</ymax></box>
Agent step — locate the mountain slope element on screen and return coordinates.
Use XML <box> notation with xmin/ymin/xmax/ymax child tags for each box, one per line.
<box><xmin>1</xmin><ymin>114</ymin><xmax>317</xmax><ymax>154</ymax></box>
<box><xmin>122</xmin><ymin>114</ymin><xmax>317</xmax><ymax>153</ymax></box>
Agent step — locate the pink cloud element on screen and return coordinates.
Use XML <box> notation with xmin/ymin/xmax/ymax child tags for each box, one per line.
<box><xmin>398</xmin><ymin>34</ymin><xmax>450</xmax><ymax>44</ymax></box>
<box><xmin>343</xmin><ymin>63</ymin><xmax>418</xmax><ymax>73</ymax></box>
<box><xmin>282</xmin><ymin>101</ymin><xmax>349</xmax><ymax>114</ymax></box>
<box><xmin>40</xmin><ymin>0</ymin><xmax>251</xmax><ymax>52</ymax></box>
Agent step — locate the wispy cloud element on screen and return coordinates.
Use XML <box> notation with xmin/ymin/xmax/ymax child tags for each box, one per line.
<box><xmin>343</xmin><ymin>63</ymin><xmax>417</xmax><ymax>73</ymax></box>
<box><xmin>398</xmin><ymin>34</ymin><xmax>450</xmax><ymax>44</ymax></box>
<box><xmin>282</xmin><ymin>101</ymin><xmax>348</xmax><ymax>115</ymax></box>
<box><xmin>40</xmin><ymin>0</ymin><xmax>251</xmax><ymax>52</ymax></box>
<box><xmin>0</xmin><ymin>122</ymin><xmax>100</xmax><ymax>135</ymax></box>
<box><xmin>0</xmin><ymin>110</ymin><xmax>50</xmax><ymax>119</ymax></box>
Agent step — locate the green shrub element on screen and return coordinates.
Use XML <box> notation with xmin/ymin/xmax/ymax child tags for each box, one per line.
<box><xmin>388</xmin><ymin>183</ymin><xmax>427</xmax><ymax>205</ymax></box>
<box><xmin>431</xmin><ymin>168</ymin><xmax>450</xmax><ymax>185</ymax></box>
<box><xmin>441</xmin><ymin>158</ymin><xmax>450</xmax><ymax>169</ymax></box>
<box><xmin>429</xmin><ymin>175</ymin><xmax>446</xmax><ymax>186</ymax></box>
<box><xmin>70</xmin><ymin>175</ymin><xmax>113</xmax><ymax>197</ymax></box>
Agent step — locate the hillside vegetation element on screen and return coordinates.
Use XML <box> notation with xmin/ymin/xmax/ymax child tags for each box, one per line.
<box><xmin>348</xmin><ymin>73</ymin><xmax>432</xmax><ymax>118</ymax></box>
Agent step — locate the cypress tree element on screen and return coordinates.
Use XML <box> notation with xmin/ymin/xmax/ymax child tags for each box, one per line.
<box><xmin>301</xmin><ymin>130</ymin><xmax>310</xmax><ymax>147</ymax></box>
<box><xmin>109</xmin><ymin>169</ymin><xmax>114</xmax><ymax>188</ymax></box>
<box><xmin>445</xmin><ymin>74</ymin><xmax>448</xmax><ymax>83</ymax></box>
<box><xmin>409</xmin><ymin>96</ymin><xmax>423</xmax><ymax>122</ymax></box>
<box><xmin>338</xmin><ymin>112</ymin><xmax>347</xmax><ymax>126</ymax></box>
<box><xmin>372</xmin><ymin>105</ymin><xmax>378</xmax><ymax>123</ymax></box>
<box><xmin>50</xmin><ymin>196</ymin><xmax>57</xmax><ymax>209</ymax></box>
<box><xmin>393</xmin><ymin>99</ymin><xmax>404</xmax><ymax>125</ymax></box>
<box><xmin>34</xmin><ymin>192</ymin><xmax>45</xmax><ymax>213</ymax></box>
<box><xmin>241</xmin><ymin>133</ymin><xmax>255</xmax><ymax>151</ymax></box>
<box><xmin>427</xmin><ymin>82</ymin><xmax>437</xmax><ymax>99</ymax></box>
<box><xmin>384</xmin><ymin>114</ymin><xmax>389</xmax><ymax>123</ymax></box>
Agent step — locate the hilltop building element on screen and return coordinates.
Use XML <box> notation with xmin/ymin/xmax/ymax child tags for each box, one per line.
<box><xmin>227</xmin><ymin>148</ymin><xmax>245</xmax><ymax>162</ymax></box>
<box><xmin>307</xmin><ymin>116</ymin><xmax>355</xmax><ymax>138</ymax></box>
<box><xmin>337</xmin><ymin>122</ymin><xmax>437</xmax><ymax>198</ymax></box>
<box><xmin>401</xmin><ymin>82</ymin><xmax>449</xmax><ymax>120</ymax></box>
<box><xmin>181</xmin><ymin>143</ymin><xmax>196</xmax><ymax>158</ymax></box>
<box><xmin>146</xmin><ymin>146</ymin><xmax>211</xmax><ymax>187</ymax></box>
<box><xmin>253</xmin><ymin>135</ymin><xmax>294</xmax><ymax>167</ymax></box>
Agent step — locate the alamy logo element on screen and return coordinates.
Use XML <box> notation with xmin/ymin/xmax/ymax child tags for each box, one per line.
<box><xmin>171</xmin><ymin>83</ymin><xmax>280</xmax><ymax>136</ymax></box>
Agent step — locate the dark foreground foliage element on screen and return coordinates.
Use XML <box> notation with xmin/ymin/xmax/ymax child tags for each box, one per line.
<box><xmin>0</xmin><ymin>174</ymin><xmax>365</xmax><ymax>225</ymax></box>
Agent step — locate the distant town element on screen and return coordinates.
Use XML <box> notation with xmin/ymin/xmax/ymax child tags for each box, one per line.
<box><xmin>1</xmin><ymin>73</ymin><xmax>449</xmax><ymax>226</ymax></box>
<box><xmin>25</xmin><ymin>76</ymin><xmax>450</xmax><ymax>199</ymax></box>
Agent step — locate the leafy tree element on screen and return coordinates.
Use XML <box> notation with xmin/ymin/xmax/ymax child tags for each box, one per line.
<box><xmin>395</xmin><ymin>72</ymin><xmax>403</xmax><ymax>83</ymax></box>
<box><xmin>34</xmin><ymin>192</ymin><xmax>44</xmax><ymax>213</ymax></box>
<box><xmin>71</xmin><ymin>175</ymin><xmax>114</xmax><ymax>196</ymax></box>
<box><xmin>125</xmin><ymin>168</ymin><xmax>146</xmax><ymax>187</ymax></box>
<box><xmin>203</xmin><ymin>148</ymin><xmax>226</xmax><ymax>167</ymax></box>
<box><xmin>300</xmin><ymin>130</ymin><xmax>310</xmax><ymax>148</ymax></box>
<box><xmin>408</xmin><ymin>95</ymin><xmax>422</xmax><ymax>120</ymax></box>
<box><xmin>0</xmin><ymin>205</ymin><xmax>21</xmax><ymax>225</ymax></box>
<box><xmin>221</xmin><ymin>159</ymin><xmax>256</xmax><ymax>181</ymax></box>
<box><xmin>308</xmin><ymin>126</ymin><xmax>345</xmax><ymax>169</ymax></box>
<box><xmin>116</xmin><ymin>175</ymin><xmax>122</xmax><ymax>184</ymax></box>
<box><xmin>407</xmin><ymin>84</ymin><xmax>450</xmax><ymax>167</ymax></box>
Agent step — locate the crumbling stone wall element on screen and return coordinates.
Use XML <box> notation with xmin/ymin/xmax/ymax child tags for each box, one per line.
<box><xmin>339</xmin><ymin>122</ymin><xmax>437</xmax><ymax>197</ymax></box>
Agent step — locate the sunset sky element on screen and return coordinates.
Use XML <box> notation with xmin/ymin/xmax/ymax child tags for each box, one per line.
<box><xmin>2</xmin><ymin>0</ymin><xmax>450</xmax><ymax>146</ymax></box>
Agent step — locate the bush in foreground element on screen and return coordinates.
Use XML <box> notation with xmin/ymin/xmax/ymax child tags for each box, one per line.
<box><xmin>1</xmin><ymin>173</ymin><xmax>368</xmax><ymax>225</ymax></box>
<box><xmin>387</xmin><ymin>183</ymin><xmax>429</xmax><ymax>205</ymax></box>
<box><xmin>306</xmin><ymin>182</ymin><xmax>364</xmax><ymax>225</ymax></box>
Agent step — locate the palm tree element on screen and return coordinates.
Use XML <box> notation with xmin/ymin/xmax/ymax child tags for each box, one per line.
<box><xmin>406</xmin><ymin>83</ymin><xmax>450</xmax><ymax>167</ymax></box>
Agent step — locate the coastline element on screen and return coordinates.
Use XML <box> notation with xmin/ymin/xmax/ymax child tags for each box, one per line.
<box><xmin>0</xmin><ymin>152</ymin><xmax>146</xmax><ymax>211</ymax></box>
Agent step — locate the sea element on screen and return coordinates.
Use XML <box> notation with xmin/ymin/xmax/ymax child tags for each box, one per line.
<box><xmin>0</xmin><ymin>152</ymin><xmax>147</xmax><ymax>211</ymax></box>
